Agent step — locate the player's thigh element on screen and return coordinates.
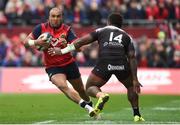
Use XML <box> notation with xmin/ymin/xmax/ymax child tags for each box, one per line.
<box><xmin>115</xmin><ymin>71</ymin><xmax>133</xmax><ymax>89</ymax></box>
<box><xmin>68</xmin><ymin>77</ymin><xmax>85</xmax><ymax>91</ymax></box>
<box><xmin>51</xmin><ymin>73</ymin><xmax>68</xmax><ymax>89</ymax></box>
<box><xmin>86</xmin><ymin>72</ymin><xmax>109</xmax><ymax>89</ymax></box>
<box><xmin>45</xmin><ymin>67</ymin><xmax>68</xmax><ymax>88</ymax></box>
<box><xmin>86</xmin><ymin>63</ymin><xmax>111</xmax><ymax>89</ymax></box>
<box><xmin>65</xmin><ymin>62</ymin><xmax>84</xmax><ymax>91</ymax></box>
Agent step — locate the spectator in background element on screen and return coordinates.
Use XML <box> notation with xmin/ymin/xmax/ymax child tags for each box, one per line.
<box><xmin>168</xmin><ymin>36</ymin><xmax>180</xmax><ymax>68</ymax></box>
<box><xmin>124</xmin><ymin>0</ymin><xmax>146</xmax><ymax>19</ymax></box>
<box><xmin>63</xmin><ymin>0</ymin><xmax>74</xmax><ymax>24</ymax></box>
<box><xmin>20</xmin><ymin>3</ymin><xmax>32</xmax><ymax>25</ymax></box>
<box><xmin>0</xmin><ymin>0</ymin><xmax>179</xmax><ymax>26</ymax></box>
<box><xmin>1</xmin><ymin>35</ymin><xmax>25</xmax><ymax>66</ymax></box>
<box><xmin>0</xmin><ymin>11</ymin><xmax>7</xmax><ymax>25</ymax></box>
<box><xmin>145</xmin><ymin>0</ymin><xmax>159</xmax><ymax>20</ymax></box>
<box><xmin>0</xmin><ymin>0</ymin><xmax>7</xmax><ymax>10</ymax></box>
<box><xmin>99</xmin><ymin>0</ymin><xmax>112</xmax><ymax>24</ymax></box>
<box><xmin>44</xmin><ymin>0</ymin><xmax>55</xmax><ymax>19</ymax></box>
<box><xmin>69</xmin><ymin>0</ymin><xmax>89</xmax><ymax>25</ymax></box>
<box><xmin>166</xmin><ymin>0</ymin><xmax>179</xmax><ymax>20</ymax></box>
<box><xmin>88</xmin><ymin>0</ymin><xmax>102</xmax><ymax>25</ymax></box>
<box><xmin>137</xmin><ymin>41</ymin><xmax>148</xmax><ymax>67</ymax></box>
<box><xmin>21</xmin><ymin>50</ymin><xmax>34</xmax><ymax>66</ymax></box>
<box><xmin>171</xmin><ymin>50</ymin><xmax>180</xmax><ymax>68</ymax></box>
<box><xmin>0</xmin><ymin>33</ymin><xmax>8</xmax><ymax>65</ymax></box>
<box><xmin>4</xmin><ymin>0</ymin><xmax>19</xmax><ymax>26</ymax></box>
<box><xmin>31</xmin><ymin>3</ymin><xmax>46</xmax><ymax>24</ymax></box>
<box><xmin>150</xmin><ymin>53</ymin><xmax>167</xmax><ymax>67</ymax></box>
<box><xmin>155</xmin><ymin>0</ymin><xmax>169</xmax><ymax>20</ymax></box>
<box><xmin>1</xmin><ymin>50</ymin><xmax>21</xmax><ymax>67</ymax></box>
<box><xmin>8</xmin><ymin>35</ymin><xmax>25</xmax><ymax>59</ymax></box>
<box><xmin>173</xmin><ymin>0</ymin><xmax>180</xmax><ymax>19</ymax></box>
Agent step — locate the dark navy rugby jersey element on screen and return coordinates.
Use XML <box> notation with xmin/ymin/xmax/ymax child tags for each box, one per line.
<box><xmin>90</xmin><ymin>25</ymin><xmax>134</xmax><ymax>63</ymax></box>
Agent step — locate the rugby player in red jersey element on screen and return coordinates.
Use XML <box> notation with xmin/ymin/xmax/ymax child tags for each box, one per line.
<box><xmin>23</xmin><ymin>7</ymin><xmax>96</xmax><ymax>117</ymax></box>
<box><xmin>48</xmin><ymin>13</ymin><xmax>145</xmax><ymax>122</ymax></box>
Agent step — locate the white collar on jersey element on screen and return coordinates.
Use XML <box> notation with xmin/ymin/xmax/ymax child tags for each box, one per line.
<box><xmin>96</xmin><ymin>25</ymin><xmax>125</xmax><ymax>33</ymax></box>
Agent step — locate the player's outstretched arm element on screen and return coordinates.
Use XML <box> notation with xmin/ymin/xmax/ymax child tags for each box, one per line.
<box><xmin>48</xmin><ymin>34</ymin><xmax>94</xmax><ymax>56</ymax></box>
<box><xmin>73</xmin><ymin>34</ymin><xmax>94</xmax><ymax>49</ymax></box>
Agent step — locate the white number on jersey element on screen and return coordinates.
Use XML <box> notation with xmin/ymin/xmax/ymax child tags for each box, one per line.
<box><xmin>109</xmin><ymin>32</ymin><xmax>123</xmax><ymax>43</ymax></box>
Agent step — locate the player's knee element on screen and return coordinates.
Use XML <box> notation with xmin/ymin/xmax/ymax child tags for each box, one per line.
<box><xmin>57</xmin><ymin>85</ymin><xmax>69</xmax><ymax>92</ymax></box>
<box><xmin>55</xmin><ymin>84</ymin><xmax>69</xmax><ymax>92</ymax></box>
<box><xmin>86</xmin><ymin>86</ymin><xmax>100</xmax><ymax>95</ymax></box>
<box><xmin>86</xmin><ymin>86</ymin><xmax>92</xmax><ymax>94</ymax></box>
<box><xmin>51</xmin><ymin>78</ymin><xmax>68</xmax><ymax>91</ymax></box>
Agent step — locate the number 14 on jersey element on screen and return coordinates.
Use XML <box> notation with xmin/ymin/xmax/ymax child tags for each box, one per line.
<box><xmin>109</xmin><ymin>32</ymin><xmax>123</xmax><ymax>43</ymax></box>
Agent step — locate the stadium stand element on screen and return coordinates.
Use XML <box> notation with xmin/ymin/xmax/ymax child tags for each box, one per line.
<box><xmin>0</xmin><ymin>0</ymin><xmax>179</xmax><ymax>67</ymax></box>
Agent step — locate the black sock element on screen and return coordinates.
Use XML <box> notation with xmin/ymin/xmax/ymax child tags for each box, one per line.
<box><xmin>133</xmin><ymin>107</ymin><xmax>141</xmax><ymax>116</ymax></box>
<box><xmin>86</xmin><ymin>101</ymin><xmax>93</xmax><ymax>107</ymax></box>
<box><xmin>79</xmin><ymin>101</ymin><xmax>86</xmax><ymax>108</ymax></box>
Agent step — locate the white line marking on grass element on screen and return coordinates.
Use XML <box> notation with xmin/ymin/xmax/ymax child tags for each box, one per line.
<box><xmin>82</xmin><ymin>120</ymin><xmax>180</xmax><ymax>124</ymax></box>
<box><xmin>153</xmin><ymin>107</ymin><xmax>180</xmax><ymax>111</ymax></box>
<box><xmin>83</xmin><ymin>120</ymin><xmax>118</xmax><ymax>124</ymax></box>
<box><xmin>33</xmin><ymin>120</ymin><xmax>55</xmax><ymax>124</ymax></box>
<box><xmin>145</xmin><ymin>121</ymin><xmax>180</xmax><ymax>124</ymax></box>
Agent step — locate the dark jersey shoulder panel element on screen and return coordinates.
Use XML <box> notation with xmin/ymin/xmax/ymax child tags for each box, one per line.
<box><xmin>66</xmin><ymin>28</ymin><xmax>77</xmax><ymax>43</ymax></box>
<box><xmin>32</xmin><ymin>24</ymin><xmax>42</xmax><ymax>39</ymax></box>
<box><xmin>90</xmin><ymin>25</ymin><xmax>133</xmax><ymax>62</ymax></box>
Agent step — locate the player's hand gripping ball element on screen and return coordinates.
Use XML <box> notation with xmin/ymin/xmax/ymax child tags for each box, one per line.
<box><xmin>36</xmin><ymin>32</ymin><xmax>52</xmax><ymax>51</ymax></box>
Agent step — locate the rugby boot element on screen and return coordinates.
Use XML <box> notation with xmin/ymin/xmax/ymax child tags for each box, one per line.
<box><xmin>134</xmin><ymin>115</ymin><xmax>145</xmax><ymax>122</ymax></box>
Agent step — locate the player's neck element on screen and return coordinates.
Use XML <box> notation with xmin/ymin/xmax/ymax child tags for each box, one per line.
<box><xmin>49</xmin><ymin>22</ymin><xmax>62</xmax><ymax>29</ymax></box>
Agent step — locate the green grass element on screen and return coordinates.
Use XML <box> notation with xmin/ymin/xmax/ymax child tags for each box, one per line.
<box><xmin>0</xmin><ymin>94</ymin><xmax>180</xmax><ymax>124</ymax></box>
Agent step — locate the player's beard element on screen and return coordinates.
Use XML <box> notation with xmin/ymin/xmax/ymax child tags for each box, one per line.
<box><xmin>50</xmin><ymin>20</ymin><xmax>62</xmax><ymax>29</ymax></box>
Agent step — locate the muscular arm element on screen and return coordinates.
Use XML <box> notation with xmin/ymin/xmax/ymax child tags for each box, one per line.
<box><xmin>23</xmin><ymin>24</ymin><xmax>46</xmax><ymax>48</ymax></box>
<box><xmin>128</xmin><ymin>42</ymin><xmax>142</xmax><ymax>93</ymax></box>
<box><xmin>55</xmin><ymin>33</ymin><xmax>95</xmax><ymax>55</ymax></box>
<box><xmin>73</xmin><ymin>34</ymin><xmax>94</xmax><ymax>49</ymax></box>
<box><xmin>23</xmin><ymin>33</ymin><xmax>36</xmax><ymax>47</ymax></box>
<box><xmin>48</xmin><ymin>30</ymin><xmax>97</xmax><ymax>55</ymax></box>
<box><xmin>128</xmin><ymin>43</ymin><xmax>138</xmax><ymax>81</ymax></box>
<box><xmin>24</xmin><ymin>33</ymin><xmax>48</xmax><ymax>48</ymax></box>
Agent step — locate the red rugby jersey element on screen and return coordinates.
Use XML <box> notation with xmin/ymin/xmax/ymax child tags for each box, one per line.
<box><xmin>32</xmin><ymin>22</ymin><xmax>77</xmax><ymax>68</ymax></box>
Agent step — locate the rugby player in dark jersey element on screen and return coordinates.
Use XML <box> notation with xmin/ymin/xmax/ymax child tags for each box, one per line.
<box><xmin>23</xmin><ymin>7</ymin><xmax>96</xmax><ymax>117</ymax></box>
<box><xmin>48</xmin><ymin>13</ymin><xmax>145</xmax><ymax>122</ymax></box>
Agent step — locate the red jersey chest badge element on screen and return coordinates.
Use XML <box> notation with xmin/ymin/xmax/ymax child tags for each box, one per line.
<box><xmin>50</xmin><ymin>33</ymin><xmax>67</xmax><ymax>48</ymax></box>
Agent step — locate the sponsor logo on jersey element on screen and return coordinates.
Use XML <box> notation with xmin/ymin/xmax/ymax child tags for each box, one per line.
<box><xmin>107</xmin><ymin>64</ymin><xmax>125</xmax><ymax>71</ymax></box>
<box><xmin>103</xmin><ymin>41</ymin><xmax>124</xmax><ymax>47</ymax></box>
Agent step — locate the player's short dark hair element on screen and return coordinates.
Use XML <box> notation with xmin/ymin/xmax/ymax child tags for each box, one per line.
<box><xmin>108</xmin><ymin>13</ymin><xmax>123</xmax><ymax>28</ymax></box>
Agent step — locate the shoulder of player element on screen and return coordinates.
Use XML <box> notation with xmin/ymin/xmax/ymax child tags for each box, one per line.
<box><xmin>96</xmin><ymin>25</ymin><xmax>126</xmax><ymax>33</ymax></box>
<box><xmin>33</xmin><ymin>22</ymin><xmax>48</xmax><ymax>32</ymax></box>
<box><xmin>33</xmin><ymin>23</ymin><xmax>42</xmax><ymax>30</ymax></box>
<box><xmin>61</xmin><ymin>23</ymin><xmax>71</xmax><ymax>31</ymax></box>
<box><xmin>36</xmin><ymin>22</ymin><xmax>48</xmax><ymax>28</ymax></box>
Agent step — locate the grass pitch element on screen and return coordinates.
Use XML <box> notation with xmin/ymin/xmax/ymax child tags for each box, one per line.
<box><xmin>0</xmin><ymin>94</ymin><xmax>180</xmax><ymax>124</ymax></box>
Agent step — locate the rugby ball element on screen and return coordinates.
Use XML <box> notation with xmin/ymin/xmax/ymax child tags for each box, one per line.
<box><xmin>36</xmin><ymin>32</ymin><xmax>52</xmax><ymax>51</ymax></box>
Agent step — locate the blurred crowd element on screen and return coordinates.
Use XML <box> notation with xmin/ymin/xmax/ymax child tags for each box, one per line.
<box><xmin>0</xmin><ymin>29</ymin><xmax>179</xmax><ymax>68</ymax></box>
<box><xmin>0</xmin><ymin>0</ymin><xmax>179</xmax><ymax>68</ymax></box>
<box><xmin>0</xmin><ymin>0</ymin><xmax>179</xmax><ymax>26</ymax></box>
